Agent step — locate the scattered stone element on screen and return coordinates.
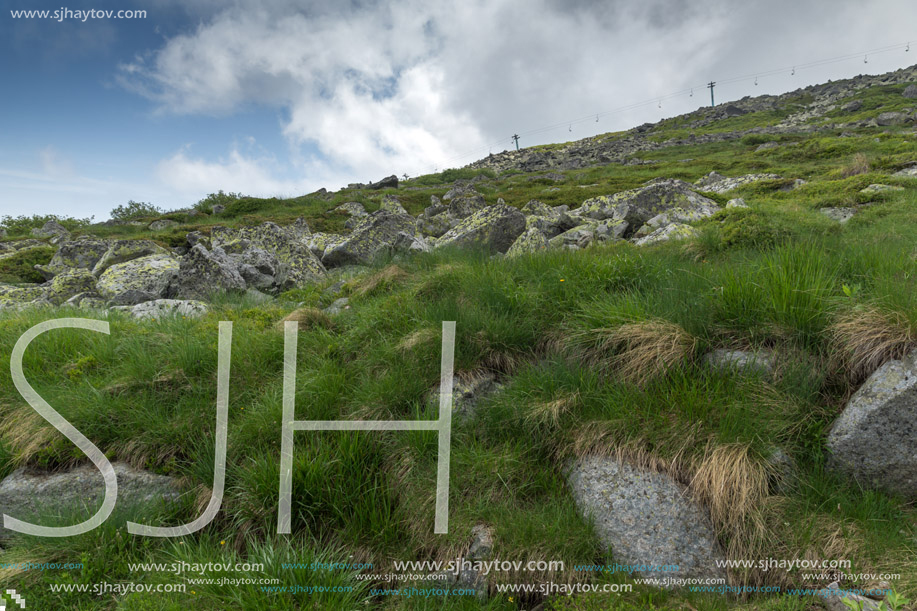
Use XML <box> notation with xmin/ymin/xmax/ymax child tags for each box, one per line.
<box><xmin>467</xmin><ymin>524</ymin><xmax>495</xmax><ymax>561</ymax></box>
<box><xmin>827</xmin><ymin>348</ymin><xmax>917</xmax><ymax>501</ymax></box>
<box><xmin>819</xmin><ymin>207</ymin><xmax>856</xmax><ymax>223</ymax></box>
<box><xmin>819</xmin><ymin>582</ymin><xmax>884</xmax><ymax>611</ymax></box>
<box><xmin>904</xmin><ymin>84</ymin><xmax>917</xmax><ymax>99</ymax></box>
<box><xmin>566</xmin><ymin>456</ymin><xmax>726</xmax><ymax>583</ymax></box>
<box><xmin>36</xmin><ymin>237</ymin><xmax>110</xmax><ymax>279</ymax></box>
<box><xmin>379</xmin><ymin>195</ymin><xmax>409</xmax><ymax>216</ymax></box>
<box><xmin>128</xmin><ymin>299</ymin><xmax>210</xmax><ymax>320</ymax></box>
<box><xmin>859</xmin><ymin>184</ymin><xmax>905</xmax><ymax>196</ymax></box>
<box><xmin>334</xmin><ymin>202</ymin><xmax>367</xmax><ymax>216</ymax></box>
<box><xmin>447</xmin><ymin>192</ymin><xmax>487</xmax><ymax>219</ymax></box>
<box><xmin>30</xmin><ymin>220</ymin><xmax>70</xmax><ymax>241</ymax></box>
<box><xmin>704</xmin><ymin>349</ymin><xmax>775</xmax><ymax>376</ymax></box>
<box><xmin>306</xmin><ymin>233</ymin><xmax>347</xmax><ymax>260</ymax></box>
<box><xmin>322</xmin><ymin>211</ymin><xmax>417</xmax><ymax>268</ymax></box>
<box><xmin>892</xmin><ymin>165</ymin><xmax>917</xmax><ymax>177</ymax></box>
<box><xmin>779</xmin><ymin>178</ymin><xmax>807</xmax><ymax>191</ymax></box>
<box><xmin>427</xmin><ymin>371</ymin><xmax>501</xmax><ymax>419</ymax></box>
<box><xmin>211</xmin><ymin>204</ymin><xmax>226</xmax><ymax>215</ymax></box>
<box><xmin>368</xmin><ymin>175</ymin><xmax>398</xmax><ymax>190</ymax></box>
<box><xmin>149</xmin><ymin>219</ymin><xmax>179</xmax><ymax>231</ymax></box>
<box><xmin>323</xmin><ymin>297</ymin><xmax>350</xmax><ymax>315</ymax></box>
<box><xmin>841</xmin><ymin>99</ymin><xmax>863</xmax><ymax>112</ymax></box>
<box><xmin>45</xmin><ymin>268</ymin><xmax>99</xmax><ymax>305</ymax></box>
<box><xmin>632</xmin><ymin>223</ymin><xmax>698</xmax><ymax>247</ymax></box>
<box><xmin>755</xmin><ymin>141</ymin><xmax>780</xmax><ymax>152</ymax></box>
<box><xmin>211</xmin><ymin>222</ymin><xmax>326</xmax><ymax>289</ymax></box>
<box><xmin>726</xmin><ymin>198</ymin><xmax>748</xmax><ymax>208</ymax></box>
<box><xmin>694</xmin><ymin>172</ymin><xmax>783</xmax><ymax>193</ymax></box>
<box><xmin>507</xmin><ymin>227</ymin><xmax>550</xmax><ymax>257</ymax></box>
<box><xmin>875</xmin><ymin>111</ymin><xmax>911</xmax><ymax>126</ymax></box>
<box><xmin>0</xmin><ymin>462</ymin><xmax>181</xmax><ymax>540</ymax></box>
<box><xmin>92</xmin><ymin>240</ymin><xmax>171</xmax><ymax>277</ymax></box>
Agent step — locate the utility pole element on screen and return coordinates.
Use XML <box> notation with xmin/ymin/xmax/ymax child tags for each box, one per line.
<box><xmin>512</xmin><ymin>134</ymin><xmax>520</xmax><ymax>150</ymax></box>
<box><xmin>707</xmin><ymin>81</ymin><xmax>716</xmax><ymax>107</ymax></box>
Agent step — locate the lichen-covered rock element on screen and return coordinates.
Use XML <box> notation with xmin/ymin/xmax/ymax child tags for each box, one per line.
<box><xmin>149</xmin><ymin>219</ymin><xmax>179</xmax><ymax>231</ymax></box>
<box><xmin>36</xmin><ymin>237</ymin><xmax>110</xmax><ymax>279</ymax></box>
<box><xmin>704</xmin><ymin>349</ymin><xmax>775</xmax><ymax>376</ymax></box>
<box><xmin>171</xmin><ymin>245</ymin><xmax>246</xmax><ymax>299</ymax></box>
<box><xmin>904</xmin><ymin>84</ymin><xmax>917</xmax><ymax>99</ymax></box>
<box><xmin>43</xmin><ymin>268</ymin><xmax>99</xmax><ymax>305</ymax></box>
<box><xmin>632</xmin><ymin>223</ymin><xmax>698</xmax><ymax>246</ymax></box>
<box><xmin>92</xmin><ymin>240</ymin><xmax>171</xmax><ymax>277</ymax></box>
<box><xmin>0</xmin><ymin>284</ymin><xmax>47</xmax><ymax>308</ymax></box>
<box><xmin>0</xmin><ymin>463</ymin><xmax>180</xmax><ymax>540</ymax></box>
<box><xmin>392</xmin><ymin>232</ymin><xmax>431</xmax><ymax>254</ymax></box>
<box><xmin>826</xmin><ymin>348</ymin><xmax>917</xmax><ymax>501</ymax></box>
<box><xmin>507</xmin><ymin>227</ymin><xmax>550</xmax><ymax>257</ymax></box>
<box><xmin>334</xmin><ymin>202</ymin><xmax>367</xmax><ymax>216</ymax></box>
<box><xmin>633</xmin><ymin>201</ymin><xmax>720</xmax><ymax>238</ymax></box>
<box><xmin>874</xmin><ymin>111</ymin><xmax>911</xmax><ymax>126</ymax></box>
<box><xmin>576</xmin><ymin>179</ymin><xmax>717</xmax><ymax>235</ymax></box>
<box><xmin>548</xmin><ymin>220</ymin><xmax>628</xmax><ymax>250</ymax></box>
<box><xmin>819</xmin><ymin>207</ymin><xmax>856</xmax><ymax>223</ymax></box>
<box><xmin>426</xmin><ymin>371</ymin><xmax>501</xmax><ymax>419</ymax></box>
<box><xmin>322</xmin><ymin>211</ymin><xmax>417</xmax><ymax>267</ymax></box>
<box><xmin>448</xmin><ymin>192</ymin><xmax>487</xmax><ymax>219</ymax></box>
<box><xmin>566</xmin><ymin>455</ymin><xmax>726</xmax><ymax>583</ymax></box>
<box><xmin>232</xmin><ymin>248</ymin><xmax>280</xmax><ymax>292</ymax></box>
<box><xmin>693</xmin><ymin>172</ymin><xmax>783</xmax><ymax>193</ymax></box>
<box><xmin>434</xmin><ymin>204</ymin><xmax>526</xmax><ymax>254</ymax></box>
<box><xmin>860</xmin><ymin>183</ymin><xmax>905</xmax><ymax>196</ymax></box>
<box><xmin>128</xmin><ymin>299</ymin><xmax>209</xmax><ymax>320</ymax></box>
<box><xmin>211</xmin><ymin>222</ymin><xmax>325</xmax><ymax>289</ymax></box>
<box><xmin>379</xmin><ymin>195</ymin><xmax>409</xmax><ymax>216</ymax></box>
<box><xmin>30</xmin><ymin>220</ymin><xmax>70</xmax><ymax>240</ymax></box>
<box><xmin>520</xmin><ymin>199</ymin><xmax>554</xmax><ymax>217</ymax></box>
<box><xmin>305</xmin><ymin>233</ymin><xmax>345</xmax><ymax>260</ymax></box>
<box><xmin>726</xmin><ymin>198</ymin><xmax>749</xmax><ymax>208</ymax></box>
<box><xmin>893</xmin><ymin>165</ymin><xmax>917</xmax><ymax>177</ymax></box>
<box><xmin>96</xmin><ymin>254</ymin><xmax>179</xmax><ymax>302</ymax></box>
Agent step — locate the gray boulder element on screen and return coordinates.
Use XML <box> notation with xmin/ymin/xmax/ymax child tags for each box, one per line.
<box><xmin>0</xmin><ymin>463</ymin><xmax>180</xmax><ymax>540</ymax></box>
<box><xmin>566</xmin><ymin>456</ymin><xmax>726</xmax><ymax>583</ymax></box>
<box><xmin>211</xmin><ymin>222</ymin><xmax>325</xmax><ymax>289</ymax></box>
<box><xmin>36</xmin><ymin>237</ymin><xmax>110</xmax><ymax>279</ymax></box>
<box><xmin>448</xmin><ymin>192</ymin><xmax>487</xmax><ymax>219</ymax></box>
<box><xmin>860</xmin><ymin>184</ymin><xmax>905</xmax><ymax>196</ymax></box>
<box><xmin>127</xmin><ymin>299</ymin><xmax>209</xmax><ymax>320</ymax></box>
<box><xmin>334</xmin><ymin>202</ymin><xmax>367</xmax><ymax>216</ymax></box>
<box><xmin>379</xmin><ymin>195</ymin><xmax>409</xmax><ymax>216</ymax></box>
<box><xmin>632</xmin><ymin>223</ymin><xmax>698</xmax><ymax>247</ymax></box>
<box><xmin>96</xmin><ymin>254</ymin><xmax>179</xmax><ymax>302</ymax></box>
<box><xmin>30</xmin><ymin>220</ymin><xmax>70</xmax><ymax>240</ymax></box>
<box><xmin>827</xmin><ymin>348</ymin><xmax>917</xmax><ymax>501</ymax></box>
<box><xmin>306</xmin><ymin>233</ymin><xmax>347</xmax><ymax>260</ymax></box>
<box><xmin>368</xmin><ymin>175</ymin><xmax>398</xmax><ymax>190</ymax></box>
<box><xmin>726</xmin><ymin>198</ymin><xmax>748</xmax><ymax>209</ymax></box>
<box><xmin>904</xmin><ymin>84</ymin><xmax>917</xmax><ymax>99</ymax></box>
<box><xmin>427</xmin><ymin>371</ymin><xmax>501</xmax><ymax>419</ymax></box>
<box><xmin>819</xmin><ymin>207</ymin><xmax>856</xmax><ymax>224</ymax></box>
<box><xmin>149</xmin><ymin>219</ymin><xmax>179</xmax><ymax>231</ymax></box>
<box><xmin>693</xmin><ymin>172</ymin><xmax>783</xmax><ymax>194</ymax></box>
<box><xmin>434</xmin><ymin>204</ymin><xmax>526</xmax><ymax>254</ymax></box>
<box><xmin>704</xmin><ymin>349</ymin><xmax>775</xmax><ymax>376</ymax></box>
<box><xmin>875</xmin><ymin>111</ymin><xmax>911</xmax><ymax>126</ymax></box>
<box><xmin>322</xmin><ymin>211</ymin><xmax>417</xmax><ymax>267</ymax></box>
<box><xmin>507</xmin><ymin>227</ymin><xmax>550</xmax><ymax>257</ymax></box>
<box><xmin>92</xmin><ymin>240</ymin><xmax>171</xmax><ymax>277</ymax></box>
<box><xmin>45</xmin><ymin>268</ymin><xmax>99</xmax><ymax>305</ymax></box>
<box><xmin>171</xmin><ymin>245</ymin><xmax>247</xmax><ymax>299</ymax></box>
<box><xmin>892</xmin><ymin>165</ymin><xmax>917</xmax><ymax>177</ymax></box>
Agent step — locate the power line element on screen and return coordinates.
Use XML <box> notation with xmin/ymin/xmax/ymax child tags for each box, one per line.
<box><xmin>424</xmin><ymin>38</ymin><xmax>915</xmax><ymax>173</ymax></box>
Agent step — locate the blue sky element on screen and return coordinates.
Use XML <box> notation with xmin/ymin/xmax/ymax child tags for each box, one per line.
<box><xmin>1</xmin><ymin>0</ymin><xmax>915</xmax><ymax>220</ymax></box>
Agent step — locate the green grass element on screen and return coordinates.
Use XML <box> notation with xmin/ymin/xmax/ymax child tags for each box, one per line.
<box><xmin>1</xmin><ymin>75</ymin><xmax>917</xmax><ymax>610</ymax></box>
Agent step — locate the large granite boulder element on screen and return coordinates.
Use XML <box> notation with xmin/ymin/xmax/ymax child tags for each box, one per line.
<box><xmin>826</xmin><ymin>349</ymin><xmax>917</xmax><ymax>501</ymax></box>
<box><xmin>321</xmin><ymin>211</ymin><xmax>417</xmax><ymax>267</ymax></box>
<box><xmin>42</xmin><ymin>268</ymin><xmax>99</xmax><ymax>305</ymax></box>
<box><xmin>507</xmin><ymin>227</ymin><xmax>550</xmax><ymax>257</ymax></box>
<box><xmin>36</xmin><ymin>237</ymin><xmax>110</xmax><ymax>279</ymax></box>
<box><xmin>693</xmin><ymin>172</ymin><xmax>783</xmax><ymax>194</ymax></box>
<box><xmin>0</xmin><ymin>463</ymin><xmax>180</xmax><ymax>539</ymax></box>
<box><xmin>92</xmin><ymin>240</ymin><xmax>171</xmax><ymax>277</ymax></box>
<box><xmin>566</xmin><ymin>456</ymin><xmax>726</xmax><ymax>583</ymax></box>
<box><xmin>118</xmin><ymin>299</ymin><xmax>210</xmax><ymax>320</ymax></box>
<box><xmin>171</xmin><ymin>245</ymin><xmax>247</xmax><ymax>299</ymax></box>
<box><xmin>632</xmin><ymin>223</ymin><xmax>698</xmax><ymax>247</ymax></box>
<box><xmin>434</xmin><ymin>204</ymin><xmax>526</xmax><ymax>254</ymax></box>
<box><xmin>211</xmin><ymin>222</ymin><xmax>325</xmax><ymax>289</ymax></box>
<box><xmin>96</xmin><ymin>254</ymin><xmax>179</xmax><ymax>303</ymax></box>
<box><xmin>30</xmin><ymin>220</ymin><xmax>70</xmax><ymax>241</ymax></box>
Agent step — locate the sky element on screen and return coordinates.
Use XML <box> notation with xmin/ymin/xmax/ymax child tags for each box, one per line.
<box><xmin>1</xmin><ymin>0</ymin><xmax>916</xmax><ymax>221</ymax></box>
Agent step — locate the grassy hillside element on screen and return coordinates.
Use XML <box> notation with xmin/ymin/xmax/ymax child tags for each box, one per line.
<box><xmin>0</xmin><ymin>82</ymin><xmax>915</xmax><ymax>610</ymax></box>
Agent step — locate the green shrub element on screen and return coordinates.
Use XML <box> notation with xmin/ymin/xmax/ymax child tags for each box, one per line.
<box><xmin>0</xmin><ymin>215</ymin><xmax>93</xmax><ymax>236</ymax></box>
<box><xmin>741</xmin><ymin>133</ymin><xmax>776</xmax><ymax>146</ymax></box>
<box><xmin>195</xmin><ymin>190</ymin><xmax>243</xmax><ymax>213</ymax></box>
<box><xmin>109</xmin><ymin>200</ymin><xmax>163</xmax><ymax>221</ymax></box>
<box><xmin>0</xmin><ymin>245</ymin><xmax>55</xmax><ymax>283</ymax></box>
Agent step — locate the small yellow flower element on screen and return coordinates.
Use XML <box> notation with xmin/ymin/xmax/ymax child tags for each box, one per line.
<box><xmin>220</xmin><ymin>540</ymin><xmax>226</xmax><ymax>545</ymax></box>
<box><xmin>560</xmin><ymin>278</ymin><xmax>565</xmax><ymax>282</ymax></box>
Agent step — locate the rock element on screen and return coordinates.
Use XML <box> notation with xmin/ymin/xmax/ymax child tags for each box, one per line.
<box><xmin>186</xmin><ymin>231</ymin><xmax>210</xmax><ymax>249</ymax></box>
<box><xmin>632</xmin><ymin>223</ymin><xmax>698</xmax><ymax>246</ymax></box>
<box><xmin>96</xmin><ymin>254</ymin><xmax>179</xmax><ymax>302</ymax></box>
<box><xmin>334</xmin><ymin>202</ymin><xmax>367</xmax><ymax>216</ymax></box>
<box><xmin>171</xmin><ymin>245</ymin><xmax>247</xmax><ymax>299</ymax></box>
<box><xmin>826</xmin><ymin>348</ymin><xmax>917</xmax><ymax>501</ymax></box>
<box><xmin>520</xmin><ymin>200</ymin><xmax>554</xmax><ymax>217</ymax></box>
<box><xmin>859</xmin><ymin>184</ymin><xmax>905</xmax><ymax>196</ymax></box>
<box><xmin>211</xmin><ymin>204</ymin><xmax>226</xmax><ymax>215</ymax></box>
<box><xmin>434</xmin><ymin>204</ymin><xmax>526</xmax><ymax>254</ymax></box>
<box><xmin>45</xmin><ymin>268</ymin><xmax>99</xmax><ymax>305</ymax></box>
<box><xmin>379</xmin><ymin>195</ymin><xmax>409</xmax><ymax>216</ymax></box>
<box><xmin>211</xmin><ymin>222</ymin><xmax>326</xmax><ymax>289</ymax></box>
<box><xmin>232</xmin><ymin>248</ymin><xmax>281</xmax><ymax>292</ymax></box>
<box><xmin>755</xmin><ymin>141</ymin><xmax>780</xmax><ymax>152</ymax></box>
<box><xmin>467</xmin><ymin>524</ymin><xmax>495</xmax><ymax>561</ymax></box>
<box><xmin>416</xmin><ymin>211</ymin><xmax>458</xmax><ymax>238</ymax></box>
<box><xmin>875</xmin><ymin>111</ymin><xmax>911</xmax><ymax>126</ymax></box>
<box><xmin>149</xmin><ymin>219</ymin><xmax>179</xmax><ymax>231</ymax></box>
<box><xmin>507</xmin><ymin>227</ymin><xmax>550</xmax><ymax>257</ymax></box>
<box><xmin>323</xmin><ymin>297</ymin><xmax>350</xmax><ymax>315</ymax></box>
<box><xmin>392</xmin><ymin>231</ymin><xmax>431</xmax><ymax>254</ymax></box>
<box><xmin>779</xmin><ymin>178</ymin><xmax>807</xmax><ymax>191</ymax></box>
<box><xmin>704</xmin><ymin>349</ymin><xmax>775</xmax><ymax>376</ymax></box>
<box><xmin>548</xmin><ymin>220</ymin><xmax>628</xmax><ymax>251</ymax></box>
<box><xmin>428</xmin><ymin>371</ymin><xmax>501</xmax><ymax>419</ymax></box>
<box><xmin>322</xmin><ymin>211</ymin><xmax>417</xmax><ymax>268</ymax></box>
<box><xmin>842</xmin><ymin>99</ymin><xmax>863</xmax><ymax>112</ymax></box>
<box><xmin>0</xmin><ymin>284</ymin><xmax>48</xmax><ymax>309</ymax></box>
<box><xmin>820</xmin><ymin>207</ymin><xmax>856</xmax><ymax>223</ymax></box>
<box><xmin>892</xmin><ymin>165</ymin><xmax>917</xmax><ymax>177</ymax></box>
<box><xmin>36</xmin><ymin>237</ymin><xmax>110</xmax><ymax>280</ymax></box>
<box><xmin>447</xmin><ymin>192</ymin><xmax>487</xmax><ymax>219</ymax></box>
<box><xmin>693</xmin><ymin>172</ymin><xmax>783</xmax><ymax>193</ymax></box>
<box><xmin>566</xmin><ymin>456</ymin><xmax>726</xmax><ymax>583</ymax></box>
<box><xmin>0</xmin><ymin>463</ymin><xmax>181</xmax><ymax>540</ymax></box>
<box><xmin>368</xmin><ymin>175</ymin><xmax>398</xmax><ymax>190</ymax></box>
<box><xmin>726</xmin><ymin>198</ymin><xmax>748</xmax><ymax>208</ymax></box>
<box><xmin>30</xmin><ymin>220</ymin><xmax>70</xmax><ymax>240</ymax></box>
<box><xmin>766</xmin><ymin>447</ymin><xmax>797</xmax><ymax>494</ymax></box>
<box><xmin>0</xmin><ymin>229</ymin><xmax>6</xmax><ymax>239</ymax></box>
<box><xmin>904</xmin><ymin>84</ymin><xmax>917</xmax><ymax>99</ymax></box>
<box><xmin>819</xmin><ymin>582</ymin><xmax>884</xmax><ymax>611</ymax></box>
<box><xmin>306</xmin><ymin>233</ymin><xmax>347</xmax><ymax>259</ymax></box>
<box><xmin>577</xmin><ymin>179</ymin><xmax>719</xmax><ymax>235</ymax></box>
<box><xmin>92</xmin><ymin>240</ymin><xmax>171</xmax><ymax>277</ymax></box>
<box><xmin>128</xmin><ymin>299</ymin><xmax>209</xmax><ymax>320</ymax></box>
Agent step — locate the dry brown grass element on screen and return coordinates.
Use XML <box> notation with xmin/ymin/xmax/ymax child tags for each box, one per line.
<box><xmin>396</xmin><ymin>327</ymin><xmax>438</xmax><ymax>353</ymax></box>
<box><xmin>0</xmin><ymin>404</ymin><xmax>56</xmax><ymax>465</ymax></box>
<box><xmin>828</xmin><ymin>305</ymin><xmax>915</xmax><ymax>385</ymax></box>
<box><xmin>840</xmin><ymin>152</ymin><xmax>871</xmax><ymax>178</ymax></box>
<box><xmin>277</xmin><ymin>307</ymin><xmax>333</xmax><ymax>331</ymax></box>
<box><xmin>351</xmin><ymin>264</ymin><xmax>409</xmax><ymax>297</ymax></box>
<box><xmin>565</xmin><ymin>319</ymin><xmax>697</xmax><ymax>387</ymax></box>
<box><xmin>689</xmin><ymin>443</ymin><xmax>770</xmax><ymax>538</ymax></box>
